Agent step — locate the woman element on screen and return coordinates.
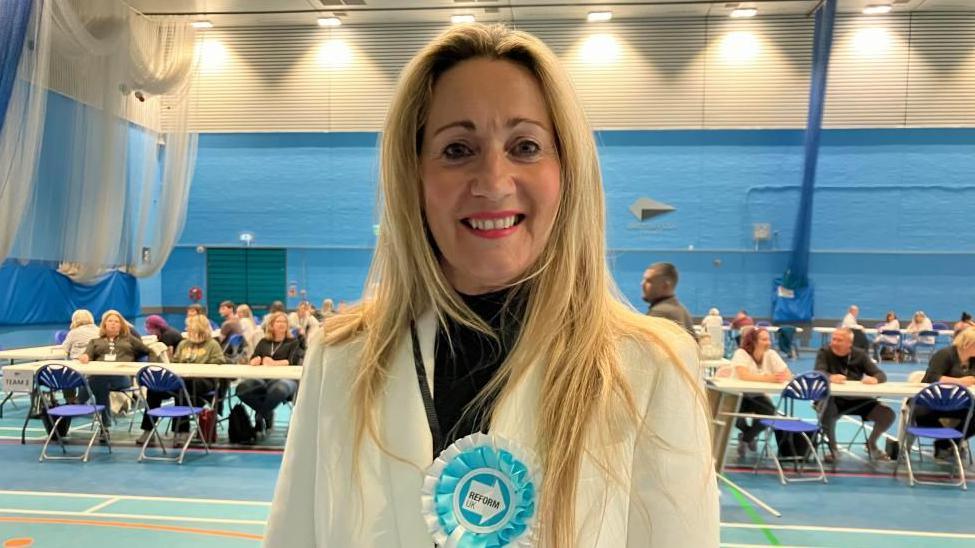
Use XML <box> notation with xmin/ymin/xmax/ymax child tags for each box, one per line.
<box><xmin>237</xmin><ymin>311</ymin><xmax>302</xmax><ymax>434</ymax></box>
<box><xmin>265</xmin><ymin>24</ymin><xmax>717</xmax><ymax>547</ymax></box>
<box><xmin>137</xmin><ymin>315</ymin><xmax>225</xmax><ymax>445</ymax></box>
<box><xmin>873</xmin><ymin>311</ymin><xmax>901</xmax><ymax>359</ymax></box>
<box><xmin>903</xmin><ymin>310</ymin><xmax>935</xmax><ymax>358</ymax></box>
<box><xmin>78</xmin><ymin>310</ymin><xmax>154</xmax><ymax>427</ymax></box>
<box><xmin>62</xmin><ymin>309</ymin><xmax>100</xmax><ymax>360</ymax></box>
<box><xmin>144</xmin><ymin>315</ymin><xmax>183</xmax><ymax>356</ymax></box>
<box><xmin>729</xmin><ymin>329</ymin><xmax>793</xmax><ymax>458</ymax></box>
<box><xmin>953</xmin><ymin>312</ymin><xmax>975</xmax><ymax>337</ymax></box>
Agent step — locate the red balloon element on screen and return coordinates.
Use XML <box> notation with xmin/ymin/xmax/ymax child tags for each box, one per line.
<box><xmin>189</xmin><ymin>286</ymin><xmax>203</xmax><ymax>302</ymax></box>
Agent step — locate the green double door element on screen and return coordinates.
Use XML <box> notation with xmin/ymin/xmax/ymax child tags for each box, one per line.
<box><xmin>206</xmin><ymin>248</ymin><xmax>286</xmax><ymax>316</ymax></box>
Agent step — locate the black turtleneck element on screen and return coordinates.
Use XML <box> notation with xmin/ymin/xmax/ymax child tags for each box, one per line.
<box><xmin>433</xmin><ymin>288</ymin><xmax>524</xmax><ymax>452</ymax></box>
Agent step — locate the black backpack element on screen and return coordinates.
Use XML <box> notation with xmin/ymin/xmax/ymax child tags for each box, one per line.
<box><xmin>776</xmin><ymin>430</ymin><xmax>813</xmax><ymax>460</ymax></box>
<box><xmin>228</xmin><ymin>403</ymin><xmax>256</xmax><ymax>444</ymax></box>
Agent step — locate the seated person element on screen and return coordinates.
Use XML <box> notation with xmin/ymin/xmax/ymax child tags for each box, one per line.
<box><xmin>953</xmin><ymin>312</ymin><xmax>975</xmax><ymax>338</ymax></box>
<box><xmin>144</xmin><ymin>315</ymin><xmax>183</xmax><ymax>356</ymax></box>
<box><xmin>919</xmin><ymin>328</ymin><xmax>975</xmax><ymax>460</ymax></box>
<box><xmin>730</xmin><ymin>328</ymin><xmax>793</xmax><ymax>458</ymax></box>
<box><xmin>902</xmin><ymin>311</ymin><xmax>935</xmax><ymax>358</ymax></box>
<box><xmin>63</xmin><ymin>309</ymin><xmax>100</xmax><ymax>360</ymax></box>
<box><xmin>841</xmin><ymin>305</ymin><xmax>862</xmax><ymax>329</ymax></box>
<box><xmin>78</xmin><ymin>310</ymin><xmax>155</xmax><ymax>428</ymax></box>
<box><xmin>815</xmin><ymin>328</ymin><xmax>895</xmax><ymax>461</ymax></box>
<box><xmin>137</xmin><ymin>315</ymin><xmax>225</xmax><ymax>445</ymax></box>
<box><xmin>873</xmin><ymin>311</ymin><xmax>901</xmax><ymax>358</ymax></box>
<box><xmin>237</xmin><ymin>311</ymin><xmax>304</xmax><ymax>434</ymax></box>
<box><xmin>730</xmin><ymin>310</ymin><xmax>753</xmax><ymax>345</ymax></box>
<box><xmin>261</xmin><ymin>300</ymin><xmax>287</xmax><ymax>329</ymax></box>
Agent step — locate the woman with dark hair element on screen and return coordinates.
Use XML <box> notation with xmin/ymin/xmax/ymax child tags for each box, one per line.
<box><xmin>954</xmin><ymin>312</ymin><xmax>975</xmax><ymax>338</ymax></box>
<box><xmin>730</xmin><ymin>328</ymin><xmax>793</xmax><ymax>458</ymax></box>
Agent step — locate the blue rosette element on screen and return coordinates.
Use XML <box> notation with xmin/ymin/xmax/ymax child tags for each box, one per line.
<box><xmin>421</xmin><ymin>432</ymin><xmax>540</xmax><ymax>547</ymax></box>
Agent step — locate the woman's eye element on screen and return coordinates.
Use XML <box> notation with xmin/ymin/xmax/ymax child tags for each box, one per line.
<box><xmin>442</xmin><ymin>142</ymin><xmax>474</xmax><ymax>160</ymax></box>
<box><xmin>512</xmin><ymin>140</ymin><xmax>541</xmax><ymax>158</ymax></box>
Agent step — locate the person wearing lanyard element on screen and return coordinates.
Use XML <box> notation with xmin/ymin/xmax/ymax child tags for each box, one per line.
<box><xmin>814</xmin><ymin>327</ymin><xmax>895</xmax><ymax>462</ymax></box>
<box><xmin>78</xmin><ymin>310</ymin><xmax>153</xmax><ymax>429</ymax></box>
<box><xmin>264</xmin><ymin>24</ymin><xmax>717</xmax><ymax>547</ymax></box>
<box><xmin>236</xmin><ymin>311</ymin><xmax>303</xmax><ymax>435</ymax></box>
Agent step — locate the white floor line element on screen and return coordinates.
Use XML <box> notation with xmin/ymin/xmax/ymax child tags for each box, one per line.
<box><xmin>83</xmin><ymin>497</ymin><xmax>120</xmax><ymax>514</ymax></box>
<box><xmin>0</xmin><ymin>507</ymin><xmax>266</xmax><ymax>526</ymax></box>
<box><xmin>721</xmin><ymin>522</ymin><xmax>975</xmax><ymax>540</ymax></box>
<box><xmin>722</xmin><ymin>544</ymin><xmax>812</xmax><ymax>548</ymax></box>
<box><xmin>0</xmin><ymin>489</ymin><xmax>271</xmax><ymax>507</ymax></box>
<box><xmin>839</xmin><ymin>415</ymin><xmax>936</xmax><ymax>458</ymax></box>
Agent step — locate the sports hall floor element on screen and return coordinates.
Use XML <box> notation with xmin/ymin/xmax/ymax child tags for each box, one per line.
<box><xmin>1</xmin><ymin>353</ymin><xmax>973</xmax><ymax>547</ymax></box>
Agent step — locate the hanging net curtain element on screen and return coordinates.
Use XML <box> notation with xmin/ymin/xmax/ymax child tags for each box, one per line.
<box><xmin>0</xmin><ymin>0</ymin><xmax>199</xmax><ymax>283</ymax></box>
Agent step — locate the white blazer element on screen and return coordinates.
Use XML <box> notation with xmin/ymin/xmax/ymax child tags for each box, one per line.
<box><xmin>264</xmin><ymin>310</ymin><xmax>719</xmax><ymax>547</ymax></box>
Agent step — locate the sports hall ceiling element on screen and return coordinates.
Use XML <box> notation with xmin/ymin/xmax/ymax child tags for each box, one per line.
<box><xmin>125</xmin><ymin>0</ymin><xmax>975</xmax><ymax>27</ymax></box>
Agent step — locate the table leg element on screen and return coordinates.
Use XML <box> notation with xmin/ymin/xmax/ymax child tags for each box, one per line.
<box><xmin>708</xmin><ymin>385</ymin><xmax>743</xmax><ymax>473</ymax></box>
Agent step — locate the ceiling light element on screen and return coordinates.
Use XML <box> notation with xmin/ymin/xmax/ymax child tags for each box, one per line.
<box><xmin>191</xmin><ymin>20</ymin><xmax>213</xmax><ymax>29</ymax></box>
<box><xmin>587</xmin><ymin>11</ymin><xmax>613</xmax><ymax>23</ymax></box>
<box><xmin>730</xmin><ymin>8</ymin><xmax>758</xmax><ymax>18</ymax></box>
<box><xmin>863</xmin><ymin>4</ymin><xmax>893</xmax><ymax>15</ymax></box>
<box><xmin>451</xmin><ymin>14</ymin><xmax>475</xmax><ymax>24</ymax></box>
<box><xmin>318</xmin><ymin>17</ymin><xmax>341</xmax><ymax>27</ymax></box>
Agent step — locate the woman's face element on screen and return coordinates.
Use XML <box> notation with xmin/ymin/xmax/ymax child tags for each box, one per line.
<box><xmin>887</xmin><ymin>313</ymin><xmax>894</xmax><ymax>322</ymax></box>
<box><xmin>420</xmin><ymin>58</ymin><xmax>561</xmax><ymax>295</ymax></box>
<box><xmin>104</xmin><ymin>315</ymin><xmax>121</xmax><ymax>337</ymax></box>
<box><xmin>755</xmin><ymin>330</ymin><xmax>771</xmax><ymax>352</ymax></box>
<box><xmin>272</xmin><ymin>316</ymin><xmax>289</xmax><ymax>339</ymax></box>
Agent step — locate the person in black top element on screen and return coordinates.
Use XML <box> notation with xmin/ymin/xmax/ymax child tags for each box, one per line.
<box><xmin>237</xmin><ymin>311</ymin><xmax>303</xmax><ymax>434</ymax></box>
<box><xmin>917</xmin><ymin>328</ymin><xmax>975</xmax><ymax>457</ymax></box>
<box><xmin>77</xmin><ymin>310</ymin><xmax>154</xmax><ymax>426</ymax></box>
<box><xmin>434</xmin><ymin>288</ymin><xmax>524</xmax><ymax>449</ymax></box>
<box><xmin>815</xmin><ymin>328</ymin><xmax>895</xmax><ymax>461</ymax></box>
<box><xmin>144</xmin><ymin>315</ymin><xmax>183</xmax><ymax>357</ymax></box>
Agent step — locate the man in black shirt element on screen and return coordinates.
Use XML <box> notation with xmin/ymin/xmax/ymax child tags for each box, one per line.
<box><xmin>815</xmin><ymin>328</ymin><xmax>895</xmax><ymax>461</ymax></box>
<box><xmin>917</xmin><ymin>329</ymin><xmax>975</xmax><ymax>457</ymax></box>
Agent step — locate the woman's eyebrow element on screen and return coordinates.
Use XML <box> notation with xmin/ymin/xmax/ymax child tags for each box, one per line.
<box><xmin>431</xmin><ymin>117</ymin><xmax>547</xmax><ymax>138</ymax></box>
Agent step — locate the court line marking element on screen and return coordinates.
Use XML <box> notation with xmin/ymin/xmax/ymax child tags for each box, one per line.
<box><xmin>0</xmin><ymin>508</ymin><xmax>266</xmax><ymax>526</ymax></box>
<box><xmin>83</xmin><ymin>498</ymin><xmax>120</xmax><ymax>514</ymax></box>
<box><xmin>722</xmin><ymin>522</ymin><xmax>975</xmax><ymax>540</ymax></box>
<box><xmin>722</xmin><ymin>544</ymin><xmax>812</xmax><ymax>548</ymax></box>
<box><xmin>0</xmin><ymin>489</ymin><xmax>271</xmax><ymax>507</ymax></box>
<box><xmin>0</xmin><ymin>516</ymin><xmax>262</xmax><ymax>541</ymax></box>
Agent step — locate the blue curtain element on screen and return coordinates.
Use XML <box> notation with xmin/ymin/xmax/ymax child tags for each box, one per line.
<box><xmin>0</xmin><ymin>260</ymin><xmax>140</xmax><ymax>325</ymax></box>
<box><xmin>0</xmin><ymin>0</ymin><xmax>33</xmax><ymax>134</ymax></box>
<box><xmin>782</xmin><ymin>0</ymin><xmax>837</xmax><ymax>291</ymax></box>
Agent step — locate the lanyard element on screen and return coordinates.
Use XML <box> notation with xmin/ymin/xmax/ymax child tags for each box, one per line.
<box><xmin>410</xmin><ymin>320</ymin><xmax>444</xmax><ymax>456</ymax></box>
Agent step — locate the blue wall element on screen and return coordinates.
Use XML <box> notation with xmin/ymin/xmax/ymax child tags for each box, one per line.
<box><xmin>164</xmin><ymin>129</ymin><xmax>975</xmax><ymax>324</ymax></box>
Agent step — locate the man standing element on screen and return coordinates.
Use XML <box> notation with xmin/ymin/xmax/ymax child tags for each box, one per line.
<box><xmin>815</xmin><ymin>328</ymin><xmax>895</xmax><ymax>461</ymax></box>
<box><xmin>641</xmin><ymin>262</ymin><xmax>695</xmax><ymax>336</ymax></box>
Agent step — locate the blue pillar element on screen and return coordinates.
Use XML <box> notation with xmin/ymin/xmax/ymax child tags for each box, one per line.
<box><xmin>783</xmin><ymin>0</ymin><xmax>837</xmax><ymax>290</ymax></box>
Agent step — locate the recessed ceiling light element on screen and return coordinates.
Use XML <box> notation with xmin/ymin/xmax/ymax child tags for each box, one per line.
<box><xmin>730</xmin><ymin>8</ymin><xmax>758</xmax><ymax>18</ymax></box>
<box><xmin>451</xmin><ymin>14</ymin><xmax>475</xmax><ymax>24</ymax></box>
<box><xmin>863</xmin><ymin>4</ymin><xmax>893</xmax><ymax>15</ymax></box>
<box><xmin>318</xmin><ymin>17</ymin><xmax>341</xmax><ymax>27</ymax></box>
<box><xmin>587</xmin><ymin>11</ymin><xmax>613</xmax><ymax>23</ymax></box>
<box><xmin>191</xmin><ymin>20</ymin><xmax>213</xmax><ymax>29</ymax></box>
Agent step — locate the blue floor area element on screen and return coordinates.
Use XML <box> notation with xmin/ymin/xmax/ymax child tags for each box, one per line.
<box><xmin>2</xmin><ymin>348</ymin><xmax>973</xmax><ymax>546</ymax></box>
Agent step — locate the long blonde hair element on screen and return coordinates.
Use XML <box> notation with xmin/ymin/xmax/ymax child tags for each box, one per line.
<box><xmin>185</xmin><ymin>315</ymin><xmax>212</xmax><ymax>344</ymax></box>
<box><xmin>70</xmin><ymin>309</ymin><xmax>95</xmax><ymax>330</ymax></box>
<box><xmin>325</xmin><ymin>23</ymin><xmax>700</xmax><ymax>546</ymax></box>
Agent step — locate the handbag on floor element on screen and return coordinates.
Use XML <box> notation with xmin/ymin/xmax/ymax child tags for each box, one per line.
<box><xmin>198</xmin><ymin>408</ymin><xmax>218</xmax><ymax>444</ymax></box>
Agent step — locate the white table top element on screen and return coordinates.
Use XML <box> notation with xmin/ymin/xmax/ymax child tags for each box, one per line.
<box><xmin>2</xmin><ymin>360</ymin><xmax>303</xmax><ymax>381</ymax></box>
<box><xmin>0</xmin><ymin>346</ymin><xmax>67</xmax><ymax>362</ymax></box>
<box><xmin>812</xmin><ymin>326</ymin><xmax>952</xmax><ymax>337</ymax></box>
<box><xmin>709</xmin><ymin>377</ymin><xmax>927</xmax><ymax>398</ymax></box>
<box><xmin>695</xmin><ymin>325</ymin><xmax>804</xmax><ymax>334</ymax></box>
<box><xmin>0</xmin><ymin>336</ymin><xmax>160</xmax><ymax>363</ymax></box>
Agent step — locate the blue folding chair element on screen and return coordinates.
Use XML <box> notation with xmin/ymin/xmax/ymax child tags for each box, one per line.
<box><xmin>874</xmin><ymin>327</ymin><xmax>902</xmax><ymax>364</ymax></box>
<box><xmin>53</xmin><ymin>330</ymin><xmax>68</xmax><ymax>345</ymax></box>
<box><xmin>896</xmin><ymin>383</ymin><xmax>974</xmax><ymax>490</ymax></box>
<box><xmin>136</xmin><ymin>365</ymin><xmax>210</xmax><ymax>464</ymax></box>
<box><xmin>35</xmin><ymin>363</ymin><xmax>112</xmax><ymax>462</ymax></box>
<box><xmin>913</xmin><ymin>331</ymin><xmax>939</xmax><ymax>362</ymax></box>
<box><xmin>754</xmin><ymin>371</ymin><xmax>830</xmax><ymax>485</ymax></box>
